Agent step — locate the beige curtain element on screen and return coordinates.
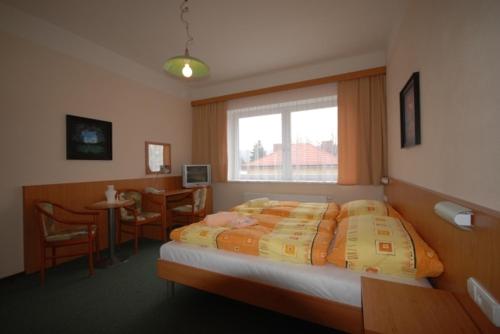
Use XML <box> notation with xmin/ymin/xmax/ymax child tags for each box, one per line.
<box><xmin>192</xmin><ymin>102</ymin><xmax>228</xmax><ymax>182</ymax></box>
<box><xmin>338</xmin><ymin>75</ymin><xmax>387</xmax><ymax>185</ymax></box>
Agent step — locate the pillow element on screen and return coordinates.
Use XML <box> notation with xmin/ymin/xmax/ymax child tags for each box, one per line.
<box><xmin>144</xmin><ymin>187</ymin><xmax>164</xmax><ymax>194</ymax></box>
<box><xmin>337</xmin><ymin>199</ymin><xmax>388</xmax><ymax>221</ymax></box>
<box><xmin>246</xmin><ymin>197</ymin><xmax>270</xmax><ymax>208</ymax></box>
<box><xmin>327</xmin><ymin>215</ymin><xmax>443</xmax><ymax>278</ymax></box>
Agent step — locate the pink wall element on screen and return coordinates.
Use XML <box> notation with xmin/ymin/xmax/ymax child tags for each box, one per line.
<box><xmin>386</xmin><ymin>0</ymin><xmax>500</xmax><ymax>212</ymax></box>
<box><xmin>0</xmin><ymin>31</ymin><xmax>192</xmax><ymax>277</ymax></box>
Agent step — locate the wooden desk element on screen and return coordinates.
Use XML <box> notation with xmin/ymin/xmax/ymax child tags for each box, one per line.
<box><xmin>362</xmin><ymin>277</ymin><xmax>479</xmax><ymax>334</ymax></box>
<box><xmin>87</xmin><ymin>199</ymin><xmax>134</xmax><ymax>266</ymax></box>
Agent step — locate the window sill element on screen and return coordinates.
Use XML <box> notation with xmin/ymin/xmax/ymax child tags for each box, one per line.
<box><xmin>226</xmin><ymin>180</ymin><xmax>338</xmax><ymax>185</ymax></box>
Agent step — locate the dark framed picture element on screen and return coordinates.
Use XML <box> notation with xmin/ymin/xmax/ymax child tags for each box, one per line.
<box><xmin>400</xmin><ymin>72</ymin><xmax>421</xmax><ymax>148</ymax></box>
<box><xmin>66</xmin><ymin>115</ymin><xmax>112</xmax><ymax>160</ymax></box>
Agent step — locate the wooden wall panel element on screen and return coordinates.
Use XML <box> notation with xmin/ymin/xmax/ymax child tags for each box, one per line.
<box><xmin>385</xmin><ymin>178</ymin><xmax>500</xmax><ymax>301</ymax></box>
<box><xmin>23</xmin><ymin>176</ymin><xmax>213</xmax><ymax>273</ymax></box>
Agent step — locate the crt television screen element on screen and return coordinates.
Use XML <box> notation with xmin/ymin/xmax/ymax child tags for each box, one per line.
<box><xmin>187</xmin><ymin>166</ymin><xmax>208</xmax><ymax>183</ymax></box>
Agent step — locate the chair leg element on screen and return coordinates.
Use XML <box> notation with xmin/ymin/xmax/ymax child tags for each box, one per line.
<box><xmin>134</xmin><ymin>225</ymin><xmax>139</xmax><ymax>254</ymax></box>
<box><xmin>165</xmin><ymin>225</ymin><xmax>171</xmax><ymax>241</ymax></box>
<box><xmin>51</xmin><ymin>247</ymin><xmax>56</xmax><ymax>267</ymax></box>
<box><xmin>88</xmin><ymin>237</ymin><xmax>94</xmax><ymax>276</ymax></box>
<box><xmin>40</xmin><ymin>244</ymin><xmax>46</xmax><ymax>286</ymax></box>
<box><xmin>95</xmin><ymin>230</ymin><xmax>101</xmax><ymax>260</ymax></box>
<box><xmin>166</xmin><ymin>280</ymin><xmax>175</xmax><ymax>298</ymax></box>
<box><xmin>161</xmin><ymin>222</ymin><xmax>167</xmax><ymax>242</ymax></box>
<box><xmin>117</xmin><ymin>222</ymin><xmax>122</xmax><ymax>246</ymax></box>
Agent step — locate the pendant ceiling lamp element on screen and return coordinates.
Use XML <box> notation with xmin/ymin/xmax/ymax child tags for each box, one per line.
<box><xmin>163</xmin><ymin>0</ymin><xmax>209</xmax><ymax>79</ymax></box>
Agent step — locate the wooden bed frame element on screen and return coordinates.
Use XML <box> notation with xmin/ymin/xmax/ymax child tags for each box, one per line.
<box><xmin>157</xmin><ymin>178</ymin><xmax>500</xmax><ymax>333</ymax></box>
<box><xmin>156</xmin><ymin>260</ymin><xmax>363</xmax><ymax>333</ymax></box>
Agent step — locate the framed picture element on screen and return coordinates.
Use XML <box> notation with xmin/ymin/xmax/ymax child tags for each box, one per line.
<box><xmin>66</xmin><ymin>115</ymin><xmax>112</xmax><ymax>160</ymax></box>
<box><xmin>399</xmin><ymin>72</ymin><xmax>421</xmax><ymax>148</ymax></box>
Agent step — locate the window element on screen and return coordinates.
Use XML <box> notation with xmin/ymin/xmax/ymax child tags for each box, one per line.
<box><xmin>228</xmin><ymin>86</ymin><xmax>337</xmax><ymax>182</ymax></box>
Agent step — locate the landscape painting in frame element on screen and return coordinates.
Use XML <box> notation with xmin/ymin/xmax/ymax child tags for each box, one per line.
<box><xmin>399</xmin><ymin>72</ymin><xmax>421</xmax><ymax>148</ymax></box>
<box><xmin>66</xmin><ymin>115</ymin><xmax>112</xmax><ymax>160</ymax></box>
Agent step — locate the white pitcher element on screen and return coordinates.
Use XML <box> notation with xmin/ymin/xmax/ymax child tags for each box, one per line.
<box><xmin>105</xmin><ymin>185</ymin><xmax>116</xmax><ymax>203</ymax></box>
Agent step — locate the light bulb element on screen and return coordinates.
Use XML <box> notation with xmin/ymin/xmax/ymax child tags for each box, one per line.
<box><xmin>182</xmin><ymin>63</ymin><xmax>193</xmax><ymax>78</ymax></box>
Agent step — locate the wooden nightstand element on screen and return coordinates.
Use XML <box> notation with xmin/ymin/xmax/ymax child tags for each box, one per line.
<box><xmin>361</xmin><ymin>277</ymin><xmax>479</xmax><ymax>334</ymax></box>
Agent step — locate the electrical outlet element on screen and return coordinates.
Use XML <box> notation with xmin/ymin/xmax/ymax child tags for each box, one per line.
<box><xmin>467</xmin><ymin>277</ymin><xmax>500</xmax><ymax>327</ymax></box>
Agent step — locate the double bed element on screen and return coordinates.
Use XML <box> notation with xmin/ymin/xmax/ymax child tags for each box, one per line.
<box><xmin>158</xmin><ymin>240</ymin><xmax>430</xmax><ymax>332</ymax></box>
<box><xmin>157</xmin><ymin>196</ymin><xmax>442</xmax><ymax>333</ymax></box>
<box><xmin>157</xmin><ymin>179</ymin><xmax>500</xmax><ymax>333</ymax></box>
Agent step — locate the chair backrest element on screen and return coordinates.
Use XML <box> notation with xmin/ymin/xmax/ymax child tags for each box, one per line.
<box><xmin>118</xmin><ymin>190</ymin><xmax>142</xmax><ymax>219</ymax></box>
<box><xmin>36</xmin><ymin>202</ymin><xmax>67</xmax><ymax>239</ymax></box>
<box><xmin>194</xmin><ymin>187</ymin><xmax>208</xmax><ymax>213</ymax></box>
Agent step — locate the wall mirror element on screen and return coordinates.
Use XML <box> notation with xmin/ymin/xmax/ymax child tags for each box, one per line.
<box><xmin>145</xmin><ymin>141</ymin><xmax>171</xmax><ymax>175</ymax></box>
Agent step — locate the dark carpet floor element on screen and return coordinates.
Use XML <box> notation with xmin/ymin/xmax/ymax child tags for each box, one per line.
<box><xmin>0</xmin><ymin>239</ymin><xmax>343</xmax><ymax>334</ymax></box>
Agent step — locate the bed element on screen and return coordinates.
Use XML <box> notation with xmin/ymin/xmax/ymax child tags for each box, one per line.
<box><xmin>157</xmin><ymin>241</ymin><xmax>430</xmax><ymax>333</ymax></box>
<box><xmin>158</xmin><ymin>180</ymin><xmax>500</xmax><ymax>333</ymax></box>
<box><xmin>157</xmin><ymin>197</ymin><xmax>439</xmax><ymax>333</ymax></box>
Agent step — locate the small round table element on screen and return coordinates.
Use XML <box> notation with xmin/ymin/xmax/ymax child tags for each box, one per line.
<box><xmin>87</xmin><ymin>199</ymin><xmax>134</xmax><ymax>267</ymax></box>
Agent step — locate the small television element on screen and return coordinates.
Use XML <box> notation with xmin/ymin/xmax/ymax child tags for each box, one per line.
<box><xmin>182</xmin><ymin>164</ymin><xmax>211</xmax><ymax>188</ymax></box>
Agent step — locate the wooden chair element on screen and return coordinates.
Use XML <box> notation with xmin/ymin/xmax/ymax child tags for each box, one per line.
<box><xmin>168</xmin><ymin>187</ymin><xmax>208</xmax><ymax>229</ymax></box>
<box><xmin>117</xmin><ymin>189</ymin><xmax>166</xmax><ymax>253</ymax></box>
<box><xmin>35</xmin><ymin>201</ymin><xmax>100</xmax><ymax>286</ymax></box>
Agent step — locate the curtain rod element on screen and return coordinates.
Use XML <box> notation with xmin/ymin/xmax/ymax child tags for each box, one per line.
<box><xmin>191</xmin><ymin>66</ymin><xmax>386</xmax><ymax>107</ymax></box>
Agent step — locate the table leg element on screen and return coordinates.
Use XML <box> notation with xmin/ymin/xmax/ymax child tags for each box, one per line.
<box><xmin>97</xmin><ymin>207</ymin><xmax>128</xmax><ymax>267</ymax></box>
<box><xmin>108</xmin><ymin>208</ymin><xmax>116</xmax><ymax>260</ymax></box>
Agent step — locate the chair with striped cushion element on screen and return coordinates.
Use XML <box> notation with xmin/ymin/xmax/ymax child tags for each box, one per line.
<box><xmin>117</xmin><ymin>189</ymin><xmax>166</xmax><ymax>253</ymax></box>
<box><xmin>35</xmin><ymin>201</ymin><xmax>100</xmax><ymax>285</ymax></box>
<box><xmin>169</xmin><ymin>187</ymin><xmax>208</xmax><ymax>229</ymax></box>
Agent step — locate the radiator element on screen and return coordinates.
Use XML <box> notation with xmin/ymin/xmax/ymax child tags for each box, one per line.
<box><xmin>243</xmin><ymin>192</ymin><xmax>327</xmax><ymax>203</ymax></box>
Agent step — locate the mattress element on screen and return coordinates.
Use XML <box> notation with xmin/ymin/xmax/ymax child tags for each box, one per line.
<box><xmin>159</xmin><ymin>241</ymin><xmax>431</xmax><ymax>307</ymax></box>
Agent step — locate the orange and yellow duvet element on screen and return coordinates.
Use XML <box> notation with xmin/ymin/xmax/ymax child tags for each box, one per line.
<box><xmin>170</xmin><ymin>213</ymin><xmax>335</xmax><ymax>265</ymax></box>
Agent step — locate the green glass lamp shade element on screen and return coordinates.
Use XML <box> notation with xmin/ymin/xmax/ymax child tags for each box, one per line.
<box><xmin>163</xmin><ymin>55</ymin><xmax>209</xmax><ymax>79</ymax></box>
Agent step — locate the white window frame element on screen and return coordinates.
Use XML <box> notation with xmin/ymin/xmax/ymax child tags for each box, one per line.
<box><xmin>228</xmin><ymin>95</ymin><xmax>337</xmax><ymax>182</ymax></box>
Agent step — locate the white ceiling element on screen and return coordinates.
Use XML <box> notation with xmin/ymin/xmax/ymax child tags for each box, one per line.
<box><xmin>1</xmin><ymin>0</ymin><xmax>407</xmax><ymax>87</ymax></box>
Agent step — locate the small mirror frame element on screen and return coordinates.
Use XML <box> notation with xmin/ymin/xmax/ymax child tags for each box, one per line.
<box><xmin>145</xmin><ymin>141</ymin><xmax>171</xmax><ymax>175</ymax></box>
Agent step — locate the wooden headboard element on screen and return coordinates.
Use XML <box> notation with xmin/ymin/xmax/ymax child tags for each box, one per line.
<box><xmin>385</xmin><ymin>178</ymin><xmax>500</xmax><ymax>299</ymax></box>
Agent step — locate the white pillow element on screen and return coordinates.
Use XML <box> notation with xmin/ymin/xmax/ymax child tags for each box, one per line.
<box><xmin>144</xmin><ymin>187</ymin><xmax>165</xmax><ymax>194</ymax></box>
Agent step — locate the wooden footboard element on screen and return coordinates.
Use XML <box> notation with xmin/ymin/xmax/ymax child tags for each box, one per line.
<box><xmin>157</xmin><ymin>259</ymin><xmax>363</xmax><ymax>333</ymax></box>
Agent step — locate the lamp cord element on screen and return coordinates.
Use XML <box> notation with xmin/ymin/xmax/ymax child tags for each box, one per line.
<box><xmin>180</xmin><ymin>0</ymin><xmax>194</xmax><ymax>55</ymax></box>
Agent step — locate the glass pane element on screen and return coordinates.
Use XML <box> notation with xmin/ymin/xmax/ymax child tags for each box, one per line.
<box><xmin>291</xmin><ymin>107</ymin><xmax>338</xmax><ymax>182</ymax></box>
<box><xmin>238</xmin><ymin>113</ymin><xmax>282</xmax><ymax>180</ymax></box>
<box><xmin>148</xmin><ymin>144</ymin><xmax>164</xmax><ymax>172</ymax></box>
